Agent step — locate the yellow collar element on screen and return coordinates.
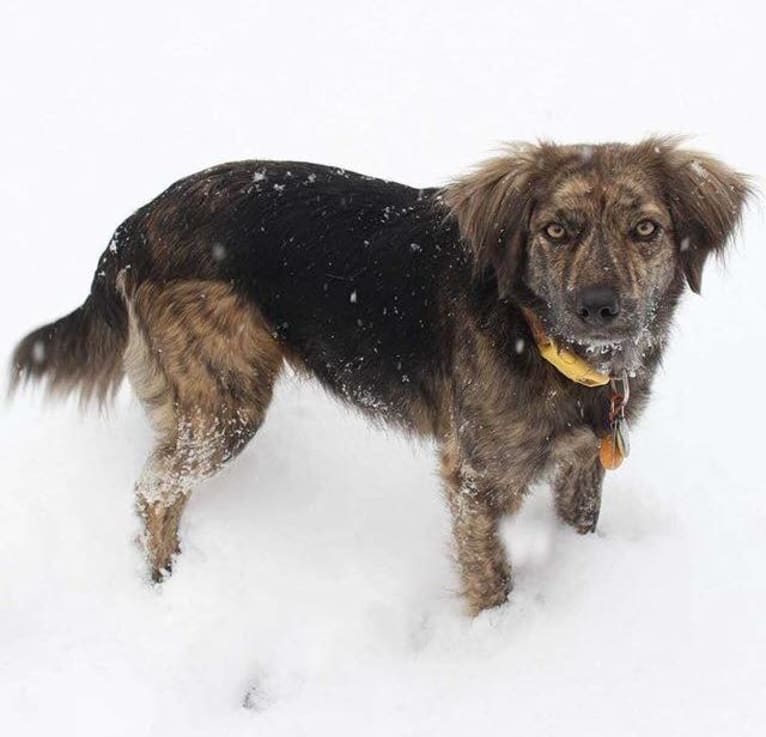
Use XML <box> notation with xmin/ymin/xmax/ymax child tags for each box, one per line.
<box><xmin>522</xmin><ymin>308</ymin><xmax>610</xmax><ymax>388</ymax></box>
<box><xmin>522</xmin><ymin>308</ymin><xmax>629</xmax><ymax>470</ymax></box>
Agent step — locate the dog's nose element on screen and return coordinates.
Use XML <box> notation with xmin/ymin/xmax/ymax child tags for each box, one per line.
<box><xmin>576</xmin><ymin>286</ymin><xmax>620</xmax><ymax>325</ymax></box>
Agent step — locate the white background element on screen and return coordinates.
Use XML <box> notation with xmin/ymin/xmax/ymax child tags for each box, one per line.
<box><xmin>1</xmin><ymin>1</ymin><xmax>765</xmax><ymax>735</ymax></box>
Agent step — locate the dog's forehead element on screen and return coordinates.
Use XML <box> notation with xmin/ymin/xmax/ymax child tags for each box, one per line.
<box><xmin>544</xmin><ymin>159</ymin><xmax>662</xmax><ymax>214</ymax></box>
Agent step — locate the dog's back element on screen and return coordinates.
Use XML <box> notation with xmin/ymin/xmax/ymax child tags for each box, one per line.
<box><xmin>12</xmin><ymin>162</ymin><xmax>457</xmax><ymax>424</ymax></box>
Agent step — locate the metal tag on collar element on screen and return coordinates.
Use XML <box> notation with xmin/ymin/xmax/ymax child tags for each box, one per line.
<box><xmin>599</xmin><ymin>372</ymin><xmax>631</xmax><ymax>470</ymax></box>
<box><xmin>615</xmin><ymin>416</ymin><xmax>630</xmax><ymax>458</ymax></box>
<box><xmin>610</xmin><ymin>372</ymin><xmax>630</xmax><ymax>459</ymax></box>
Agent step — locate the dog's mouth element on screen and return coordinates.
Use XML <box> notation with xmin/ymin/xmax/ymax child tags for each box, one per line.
<box><xmin>542</xmin><ymin>312</ymin><xmax>636</xmax><ymax>347</ymax></box>
<box><xmin>542</xmin><ymin>317</ymin><xmax>651</xmax><ymax>376</ymax></box>
<box><xmin>523</xmin><ymin>297</ymin><xmax>658</xmax><ymax>376</ymax></box>
<box><xmin>563</xmin><ymin>327</ymin><xmax>655</xmax><ymax>375</ymax></box>
<box><xmin>569</xmin><ymin>328</ymin><xmax>632</xmax><ymax>346</ymax></box>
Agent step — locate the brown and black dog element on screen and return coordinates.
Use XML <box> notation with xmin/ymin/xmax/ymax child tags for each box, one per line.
<box><xmin>11</xmin><ymin>138</ymin><xmax>750</xmax><ymax>615</ymax></box>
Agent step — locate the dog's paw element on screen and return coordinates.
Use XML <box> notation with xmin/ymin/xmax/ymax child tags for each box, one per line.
<box><xmin>149</xmin><ymin>561</ymin><xmax>173</xmax><ymax>584</ymax></box>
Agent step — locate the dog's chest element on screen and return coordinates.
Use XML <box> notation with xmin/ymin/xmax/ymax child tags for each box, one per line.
<box><xmin>455</xmin><ymin>367</ymin><xmax>606</xmax><ymax>482</ymax></box>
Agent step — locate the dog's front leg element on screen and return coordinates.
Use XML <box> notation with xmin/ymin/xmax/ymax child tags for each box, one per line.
<box><xmin>440</xmin><ymin>443</ymin><xmax>521</xmax><ymax>615</ymax></box>
<box><xmin>554</xmin><ymin>451</ymin><xmax>604</xmax><ymax>534</ymax></box>
<box><xmin>549</xmin><ymin>427</ymin><xmax>603</xmax><ymax>533</ymax></box>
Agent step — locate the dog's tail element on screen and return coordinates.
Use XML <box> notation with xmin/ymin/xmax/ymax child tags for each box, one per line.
<box><xmin>9</xmin><ymin>233</ymin><xmax>130</xmax><ymax>406</ymax></box>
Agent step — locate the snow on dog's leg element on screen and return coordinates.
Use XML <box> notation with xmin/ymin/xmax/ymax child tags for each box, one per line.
<box><xmin>134</xmin><ymin>409</ymin><xmax>259</xmax><ymax>580</ymax></box>
<box><xmin>123</xmin><ymin>279</ymin><xmax>283</xmax><ymax>580</ymax></box>
<box><xmin>135</xmin><ymin>460</ymin><xmax>190</xmax><ymax>582</ymax></box>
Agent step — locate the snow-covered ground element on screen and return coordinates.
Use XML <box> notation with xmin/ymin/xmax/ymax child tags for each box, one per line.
<box><xmin>2</xmin><ymin>1</ymin><xmax>765</xmax><ymax>735</ymax></box>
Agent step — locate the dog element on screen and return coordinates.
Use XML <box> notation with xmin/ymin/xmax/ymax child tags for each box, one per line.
<box><xmin>11</xmin><ymin>137</ymin><xmax>750</xmax><ymax>615</ymax></box>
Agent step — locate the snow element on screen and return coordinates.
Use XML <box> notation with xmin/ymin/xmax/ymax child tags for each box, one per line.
<box><xmin>211</xmin><ymin>243</ymin><xmax>227</xmax><ymax>262</ymax></box>
<box><xmin>1</xmin><ymin>1</ymin><xmax>765</xmax><ymax>736</ymax></box>
<box><xmin>30</xmin><ymin>339</ymin><xmax>46</xmax><ymax>365</ymax></box>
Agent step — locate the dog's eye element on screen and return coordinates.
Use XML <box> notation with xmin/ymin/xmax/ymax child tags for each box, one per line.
<box><xmin>544</xmin><ymin>223</ymin><xmax>567</xmax><ymax>241</ymax></box>
<box><xmin>634</xmin><ymin>220</ymin><xmax>658</xmax><ymax>239</ymax></box>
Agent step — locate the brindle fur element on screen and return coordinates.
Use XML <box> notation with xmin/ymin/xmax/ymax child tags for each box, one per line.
<box><xmin>10</xmin><ymin>138</ymin><xmax>751</xmax><ymax>614</ymax></box>
<box><xmin>123</xmin><ymin>279</ymin><xmax>283</xmax><ymax>578</ymax></box>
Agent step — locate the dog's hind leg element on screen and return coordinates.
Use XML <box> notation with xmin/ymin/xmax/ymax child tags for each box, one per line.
<box><xmin>123</xmin><ymin>280</ymin><xmax>283</xmax><ymax>580</ymax></box>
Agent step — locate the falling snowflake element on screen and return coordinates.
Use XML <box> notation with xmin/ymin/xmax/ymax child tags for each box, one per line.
<box><xmin>31</xmin><ymin>340</ymin><xmax>46</xmax><ymax>364</ymax></box>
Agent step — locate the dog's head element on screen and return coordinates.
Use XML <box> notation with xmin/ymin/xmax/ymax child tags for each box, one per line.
<box><xmin>445</xmin><ymin>138</ymin><xmax>751</xmax><ymax>372</ymax></box>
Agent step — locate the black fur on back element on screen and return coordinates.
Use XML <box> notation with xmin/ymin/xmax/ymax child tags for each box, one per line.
<box><xmin>115</xmin><ymin>162</ymin><xmax>494</xmax><ymax>428</ymax></box>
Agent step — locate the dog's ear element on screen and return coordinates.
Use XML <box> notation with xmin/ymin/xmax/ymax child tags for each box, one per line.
<box><xmin>656</xmin><ymin>142</ymin><xmax>751</xmax><ymax>294</ymax></box>
<box><xmin>443</xmin><ymin>144</ymin><xmax>542</xmax><ymax>296</ymax></box>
